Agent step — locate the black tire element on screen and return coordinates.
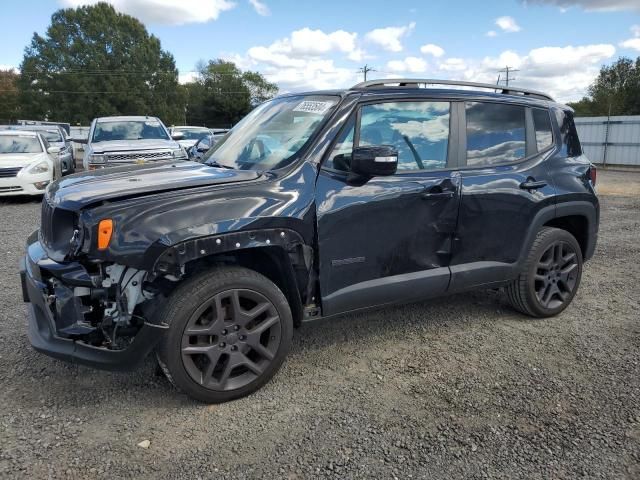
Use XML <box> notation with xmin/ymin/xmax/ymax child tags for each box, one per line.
<box><xmin>507</xmin><ymin>227</ymin><xmax>583</xmax><ymax>318</ymax></box>
<box><xmin>156</xmin><ymin>266</ymin><xmax>293</xmax><ymax>403</ymax></box>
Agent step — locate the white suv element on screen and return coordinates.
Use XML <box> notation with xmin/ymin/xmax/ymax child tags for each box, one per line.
<box><xmin>83</xmin><ymin>116</ymin><xmax>187</xmax><ymax>170</ymax></box>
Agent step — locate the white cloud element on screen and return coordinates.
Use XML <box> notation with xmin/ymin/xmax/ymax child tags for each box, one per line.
<box><xmin>620</xmin><ymin>24</ymin><xmax>640</xmax><ymax>51</ymax></box>
<box><xmin>420</xmin><ymin>44</ymin><xmax>444</xmax><ymax>58</ymax></box>
<box><xmin>248</xmin><ymin>0</ymin><xmax>269</xmax><ymax>16</ymax></box>
<box><xmin>386</xmin><ymin>56</ymin><xmax>428</xmax><ymax>73</ymax></box>
<box><xmin>247</xmin><ymin>28</ymin><xmax>359</xmax><ymax>66</ymax></box>
<box><xmin>523</xmin><ymin>0</ymin><xmax>640</xmax><ymax>12</ymax></box>
<box><xmin>365</xmin><ymin>22</ymin><xmax>415</xmax><ymax>52</ymax></box>
<box><xmin>59</xmin><ymin>0</ymin><xmax>235</xmax><ymax>25</ymax></box>
<box><xmin>261</xmin><ymin>59</ymin><xmax>358</xmax><ymax>92</ymax></box>
<box><xmin>620</xmin><ymin>38</ymin><xmax>640</xmax><ymax>51</ymax></box>
<box><xmin>495</xmin><ymin>16</ymin><xmax>521</xmax><ymax>33</ymax></box>
<box><xmin>439</xmin><ymin>58</ymin><xmax>467</xmax><ymax>72</ymax></box>
<box><xmin>452</xmin><ymin>43</ymin><xmax>616</xmax><ymax>102</ymax></box>
<box><xmin>178</xmin><ymin>71</ymin><xmax>198</xmax><ymax>84</ymax></box>
<box><xmin>486</xmin><ymin>30</ymin><xmax>498</xmax><ymax>37</ymax></box>
<box><xmin>0</xmin><ymin>65</ymin><xmax>18</xmax><ymax>72</ymax></box>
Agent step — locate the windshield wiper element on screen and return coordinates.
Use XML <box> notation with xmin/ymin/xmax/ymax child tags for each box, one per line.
<box><xmin>206</xmin><ymin>160</ymin><xmax>235</xmax><ymax>170</ymax></box>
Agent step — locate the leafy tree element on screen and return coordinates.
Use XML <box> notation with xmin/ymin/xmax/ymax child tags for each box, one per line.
<box><xmin>0</xmin><ymin>69</ymin><xmax>20</xmax><ymax>123</ymax></box>
<box><xmin>184</xmin><ymin>59</ymin><xmax>278</xmax><ymax>127</ymax></box>
<box><xmin>18</xmin><ymin>2</ymin><xmax>185</xmax><ymax>125</ymax></box>
<box><xmin>569</xmin><ymin>57</ymin><xmax>640</xmax><ymax>116</ymax></box>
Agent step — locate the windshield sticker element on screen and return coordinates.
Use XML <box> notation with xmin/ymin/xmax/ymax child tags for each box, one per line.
<box><xmin>293</xmin><ymin>100</ymin><xmax>334</xmax><ymax>115</ymax></box>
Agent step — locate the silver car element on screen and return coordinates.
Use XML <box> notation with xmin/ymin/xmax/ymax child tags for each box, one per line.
<box><xmin>169</xmin><ymin>126</ymin><xmax>212</xmax><ymax>150</ymax></box>
<box><xmin>83</xmin><ymin>116</ymin><xmax>187</xmax><ymax>170</ymax></box>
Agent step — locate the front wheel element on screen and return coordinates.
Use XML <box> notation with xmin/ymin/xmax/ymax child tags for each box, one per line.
<box><xmin>157</xmin><ymin>266</ymin><xmax>293</xmax><ymax>403</ymax></box>
<box><xmin>507</xmin><ymin>227</ymin><xmax>583</xmax><ymax>318</ymax></box>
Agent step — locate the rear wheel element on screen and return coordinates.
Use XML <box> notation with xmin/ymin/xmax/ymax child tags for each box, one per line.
<box><xmin>507</xmin><ymin>227</ymin><xmax>583</xmax><ymax>318</ymax></box>
<box><xmin>157</xmin><ymin>266</ymin><xmax>293</xmax><ymax>403</ymax></box>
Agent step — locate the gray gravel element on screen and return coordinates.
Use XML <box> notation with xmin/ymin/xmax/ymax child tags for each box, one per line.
<box><xmin>0</xmin><ymin>169</ymin><xmax>639</xmax><ymax>479</ymax></box>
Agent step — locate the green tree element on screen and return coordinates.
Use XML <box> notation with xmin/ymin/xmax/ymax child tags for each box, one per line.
<box><xmin>184</xmin><ymin>59</ymin><xmax>278</xmax><ymax>127</ymax></box>
<box><xmin>0</xmin><ymin>69</ymin><xmax>21</xmax><ymax>123</ymax></box>
<box><xmin>569</xmin><ymin>57</ymin><xmax>640</xmax><ymax>116</ymax></box>
<box><xmin>18</xmin><ymin>2</ymin><xmax>185</xmax><ymax>125</ymax></box>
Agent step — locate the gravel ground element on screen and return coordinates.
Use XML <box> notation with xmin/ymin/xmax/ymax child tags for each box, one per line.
<box><xmin>0</xmin><ymin>169</ymin><xmax>638</xmax><ymax>479</ymax></box>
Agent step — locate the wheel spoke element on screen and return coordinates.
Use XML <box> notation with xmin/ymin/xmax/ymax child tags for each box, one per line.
<box><xmin>553</xmin><ymin>243</ymin><xmax>564</xmax><ymax>264</ymax></box>
<box><xmin>248</xmin><ymin>315</ymin><xmax>279</xmax><ymax>336</ymax></box>
<box><xmin>560</xmin><ymin>263</ymin><xmax>577</xmax><ymax>276</ymax></box>
<box><xmin>184</xmin><ymin>295</ymin><xmax>224</xmax><ymax>336</ymax></box>
<box><xmin>246</xmin><ymin>337</ymin><xmax>275</xmax><ymax>361</ymax></box>
<box><xmin>534</xmin><ymin>273</ymin><xmax>547</xmax><ymax>282</ymax></box>
<box><xmin>182</xmin><ymin>345</ymin><xmax>216</xmax><ymax>356</ymax></box>
<box><xmin>561</xmin><ymin>252</ymin><xmax>576</xmax><ymax>268</ymax></box>
<box><xmin>541</xmin><ymin>284</ymin><xmax>554</xmax><ymax>306</ymax></box>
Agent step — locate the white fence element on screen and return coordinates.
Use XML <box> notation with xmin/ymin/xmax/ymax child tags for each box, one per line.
<box><xmin>575</xmin><ymin>115</ymin><xmax>640</xmax><ymax>167</ymax></box>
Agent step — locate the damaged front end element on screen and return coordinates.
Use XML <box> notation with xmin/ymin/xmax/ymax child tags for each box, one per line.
<box><xmin>21</xmin><ymin>232</ymin><xmax>169</xmax><ymax>371</ymax></box>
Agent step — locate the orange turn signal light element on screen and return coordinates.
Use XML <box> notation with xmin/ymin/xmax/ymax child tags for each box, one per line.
<box><xmin>97</xmin><ymin>219</ymin><xmax>114</xmax><ymax>250</ymax></box>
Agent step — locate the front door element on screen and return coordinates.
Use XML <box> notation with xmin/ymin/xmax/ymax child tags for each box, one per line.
<box><xmin>315</xmin><ymin>99</ymin><xmax>461</xmax><ymax>316</ymax></box>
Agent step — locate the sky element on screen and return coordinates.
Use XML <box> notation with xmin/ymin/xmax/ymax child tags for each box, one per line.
<box><xmin>0</xmin><ymin>0</ymin><xmax>639</xmax><ymax>102</ymax></box>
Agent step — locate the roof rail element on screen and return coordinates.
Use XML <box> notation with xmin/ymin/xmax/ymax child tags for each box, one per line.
<box><xmin>351</xmin><ymin>78</ymin><xmax>554</xmax><ymax>102</ymax></box>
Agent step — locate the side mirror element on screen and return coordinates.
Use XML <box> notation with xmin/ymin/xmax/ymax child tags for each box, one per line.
<box><xmin>350</xmin><ymin>145</ymin><xmax>398</xmax><ymax>177</ymax></box>
<box><xmin>71</xmin><ymin>137</ymin><xmax>88</xmax><ymax>144</ymax></box>
<box><xmin>47</xmin><ymin>146</ymin><xmax>61</xmax><ymax>155</ymax></box>
<box><xmin>171</xmin><ymin>132</ymin><xmax>185</xmax><ymax>140</ymax></box>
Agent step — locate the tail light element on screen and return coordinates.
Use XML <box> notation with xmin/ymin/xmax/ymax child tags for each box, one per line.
<box><xmin>589</xmin><ymin>165</ymin><xmax>597</xmax><ymax>187</ymax></box>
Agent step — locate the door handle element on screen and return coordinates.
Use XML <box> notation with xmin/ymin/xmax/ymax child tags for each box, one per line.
<box><xmin>520</xmin><ymin>179</ymin><xmax>547</xmax><ymax>191</ymax></box>
<box><xmin>421</xmin><ymin>191</ymin><xmax>455</xmax><ymax>199</ymax></box>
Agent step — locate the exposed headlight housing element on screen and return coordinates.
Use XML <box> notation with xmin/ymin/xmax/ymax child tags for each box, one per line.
<box><xmin>88</xmin><ymin>154</ymin><xmax>106</xmax><ymax>164</ymax></box>
<box><xmin>28</xmin><ymin>161</ymin><xmax>49</xmax><ymax>174</ymax></box>
<box><xmin>172</xmin><ymin>148</ymin><xmax>187</xmax><ymax>160</ymax></box>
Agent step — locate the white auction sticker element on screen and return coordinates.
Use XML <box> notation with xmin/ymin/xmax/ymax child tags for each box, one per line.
<box><xmin>293</xmin><ymin>100</ymin><xmax>334</xmax><ymax>115</ymax></box>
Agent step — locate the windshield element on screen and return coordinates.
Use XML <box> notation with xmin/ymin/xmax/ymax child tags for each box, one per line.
<box><xmin>0</xmin><ymin>136</ymin><xmax>42</xmax><ymax>154</ymax></box>
<box><xmin>93</xmin><ymin>120</ymin><xmax>169</xmax><ymax>142</ymax></box>
<box><xmin>175</xmin><ymin>128</ymin><xmax>210</xmax><ymax>140</ymax></box>
<box><xmin>40</xmin><ymin>130</ymin><xmax>63</xmax><ymax>143</ymax></box>
<box><xmin>204</xmin><ymin>95</ymin><xmax>339</xmax><ymax>171</ymax></box>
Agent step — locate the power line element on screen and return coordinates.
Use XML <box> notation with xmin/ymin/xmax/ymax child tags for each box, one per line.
<box><xmin>358</xmin><ymin>64</ymin><xmax>376</xmax><ymax>82</ymax></box>
<box><xmin>497</xmin><ymin>66</ymin><xmax>519</xmax><ymax>87</ymax></box>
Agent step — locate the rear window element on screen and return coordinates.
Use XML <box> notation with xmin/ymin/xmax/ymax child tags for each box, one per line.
<box><xmin>554</xmin><ymin>109</ymin><xmax>582</xmax><ymax>157</ymax></box>
<box><xmin>466</xmin><ymin>102</ymin><xmax>526</xmax><ymax>166</ymax></box>
<box><xmin>532</xmin><ymin>108</ymin><xmax>553</xmax><ymax>152</ymax></box>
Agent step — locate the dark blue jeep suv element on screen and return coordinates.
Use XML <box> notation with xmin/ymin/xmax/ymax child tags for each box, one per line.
<box><xmin>21</xmin><ymin>79</ymin><xmax>598</xmax><ymax>403</ymax></box>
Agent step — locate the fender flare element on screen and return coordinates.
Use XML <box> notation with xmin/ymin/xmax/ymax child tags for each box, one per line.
<box><xmin>517</xmin><ymin>200</ymin><xmax>598</xmax><ymax>267</ymax></box>
<box><xmin>152</xmin><ymin>228</ymin><xmax>312</xmax><ymax>276</ymax></box>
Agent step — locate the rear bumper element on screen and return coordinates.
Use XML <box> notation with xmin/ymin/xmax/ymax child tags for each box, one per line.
<box><xmin>21</xmin><ymin>238</ymin><xmax>166</xmax><ymax>371</ymax></box>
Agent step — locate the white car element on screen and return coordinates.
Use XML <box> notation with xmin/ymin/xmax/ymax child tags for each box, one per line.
<box><xmin>169</xmin><ymin>126</ymin><xmax>212</xmax><ymax>149</ymax></box>
<box><xmin>0</xmin><ymin>131</ymin><xmax>60</xmax><ymax>196</ymax></box>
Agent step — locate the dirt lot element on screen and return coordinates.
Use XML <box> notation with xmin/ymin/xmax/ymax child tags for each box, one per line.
<box><xmin>0</xmin><ymin>169</ymin><xmax>638</xmax><ymax>479</ymax></box>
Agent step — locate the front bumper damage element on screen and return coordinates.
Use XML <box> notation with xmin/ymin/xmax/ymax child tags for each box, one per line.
<box><xmin>20</xmin><ymin>233</ymin><xmax>167</xmax><ymax>371</ymax></box>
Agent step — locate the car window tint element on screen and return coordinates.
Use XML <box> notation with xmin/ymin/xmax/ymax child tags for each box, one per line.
<box><xmin>466</xmin><ymin>102</ymin><xmax>526</xmax><ymax>166</ymax></box>
<box><xmin>532</xmin><ymin>108</ymin><xmax>553</xmax><ymax>151</ymax></box>
<box><xmin>554</xmin><ymin>109</ymin><xmax>582</xmax><ymax>157</ymax></box>
<box><xmin>359</xmin><ymin>102</ymin><xmax>450</xmax><ymax>171</ymax></box>
<box><xmin>325</xmin><ymin>115</ymin><xmax>355</xmax><ymax>172</ymax></box>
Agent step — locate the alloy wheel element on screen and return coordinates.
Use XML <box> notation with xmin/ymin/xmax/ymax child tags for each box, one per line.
<box><xmin>181</xmin><ymin>289</ymin><xmax>282</xmax><ymax>391</ymax></box>
<box><xmin>534</xmin><ymin>240</ymin><xmax>579</xmax><ymax>310</ymax></box>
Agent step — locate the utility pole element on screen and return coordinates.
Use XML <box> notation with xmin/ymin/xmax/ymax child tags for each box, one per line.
<box><xmin>498</xmin><ymin>66</ymin><xmax>519</xmax><ymax>86</ymax></box>
<box><xmin>359</xmin><ymin>64</ymin><xmax>376</xmax><ymax>82</ymax></box>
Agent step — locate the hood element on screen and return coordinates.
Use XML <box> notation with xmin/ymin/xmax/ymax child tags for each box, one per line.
<box><xmin>0</xmin><ymin>152</ymin><xmax>46</xmax><ymax>168</ymax></box>
<box><xmin>178</xmin><ymin>139</ymin><xmax>199</xmax><ymax>149</ymax></box>
<box><xmin>90</xmin><ymin>138</ymin><xmax>180</xmax><ymax>153</ymax></box>
<box><xmin>48</xmin><ymin>161</ymin><xmax>261</xmax><ymax>210</ymax></box>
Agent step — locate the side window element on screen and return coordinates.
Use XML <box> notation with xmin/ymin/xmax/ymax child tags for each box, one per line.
<box><xmin>532</xmin><ymin>108</ymin><xmax>553</xmax><ymax>151</ymax></box>
<box><xmin>466</xmin><ymin>102</ymin><xmax>526</xmax><ymax>166</ymax></box>
<box><xmin>554</xmin><ymin>109</ymin><xmax>582</xmax><ymax>157</ymax></box>
<box><xmin>359</xmin><ymin>102</ymin><xmax>450</xmax><ymax>171</ymax></box>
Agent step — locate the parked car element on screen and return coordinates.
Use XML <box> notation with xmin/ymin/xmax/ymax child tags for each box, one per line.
<box><xmin>0</xmin><ymin>130</ymin><xmax>61</xmax><ymax>196</ymax></box>
<box><xmin>169</xmin><ymin>126</ymin><xmax>213</xmax><ymax>150</ymax></box>
<box><xmin>187</xmin><ymin>130</ymin><xmax>230</xmax><ymax>162</ymax></box>
<box><xmin>82</xmin><ymin>116</ymin><xmax>187</xmax><ymax>170</ymax></box>
<box><xmin>0</xmin><ymin>125</ymin><xmax>75</xmax><ymax>175</ymax></box>
<box><xmin>21</xmin><ymin>79</ymin><xmax>599</xmax><ymax>403</ymax></box>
